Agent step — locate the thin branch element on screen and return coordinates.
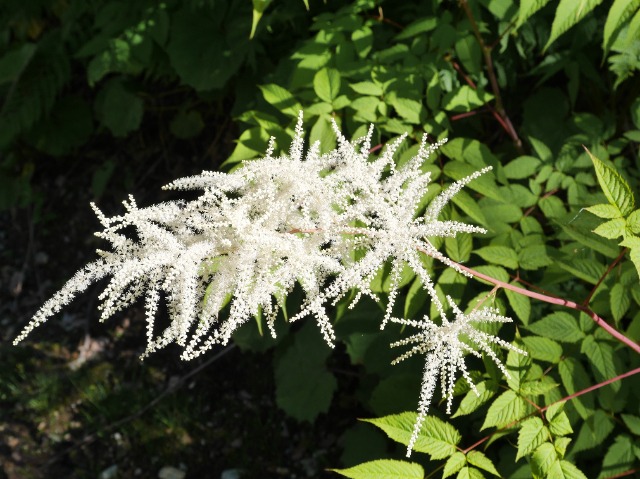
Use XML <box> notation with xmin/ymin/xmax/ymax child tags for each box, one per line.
<box><xmin>458</xmin><ymin>0</ymin><xmax>523</xmax><ymax>153</ymax></box>
<box><xmin>418</xmin><ymin>247</ymin><xmax>640</xmax><ymax>355</ymax></box>
<box><xmin>463</xmin><ymin>366</ymin><xmax>640</xmax><ymax>454</ymax></box>
<box><xmin>582</xmin><ymin>248</ymin><xmax>627</xmax><ymax>306</ymax></box>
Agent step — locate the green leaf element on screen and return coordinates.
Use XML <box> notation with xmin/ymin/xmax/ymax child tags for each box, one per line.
<box><xmin>546</xmin><ymin>403</ymin><xmax>573</xmax><ymax>437</ymax></box>
<box><xmin>473</xmin><ymin>246</ymin><xmax>518</xmax><ymax>269</ymax></box>
<box><xmin>453</xmin><ymin>381</ymin><xmax>498</xmax><ymax>417</ymax></box>
<box><xmin>504</xmin><ymin>156</ymin><xmax>541</xmax><ymax>179</ymax></box>
<box><xmin>581</xmin><ymin>336</ymin><xmax>620</xmax><ymax>392</ymax></box>
<box><xmin>531</xmin><ymin>442</ymin><xmax>558</xmax><ymax>478</ymax></box>
<box><xmin>390</xmin><ymin>97</ymin><xmax>424</xmax><ymax>124</ymax></box>
<box><xmin>559</xmin><ymin>221</ymin><xmax>620</xmax><ymax>259</ymax></box>
<box><xmin>626</xmin><ymin>209</ymin><xmax>640</xmax><ymax>233</ymax></box>
<box><xmin>630</xmin><ymin>247</ymin><xmax>640</xmax><ymax>279</ymax></box>
<box><xmin>527</xmin><ymin>312</ymin><xmax>585</xmax><ymax>343</ymax></box>
<box><xmin>395</xmin><ymin>17</ymin><xmax>438</xmax><ymax>40</ymax></box>
<box><xmin>250</xmin><ymin>0</ymin><xmax>272</xmax><ymax>39</ymax></box>
<box><xmin>517</xmin><ymin>417</ymin><xmax>549</xmax><ymax>461</ymax></box>
<box><xmin>466</xmin><ymin>451</ymin><xmax>500</xmax><ymax>477</ymax></box>
<box><xmin>573</xmin><ymin>410</ymin><xmax>615</xmax><ymax>453</ymax></box>
<box><xmin>404</xmin><ymin>277</ymin><xmax>429</xmax><ymax>319</ymax></box>
<box><xmin>445</xmin><ymin>234</ymin><xmax>472</xmax><ymax>263</ymax></box>
<box><xmin>621</xmin><ymin>414</ymin><xmax>640</xmax><ymax>435</ymax></box>
<box><xmin>482</xmin><ymin>390</ymin><xmax>529</xmax><ymax>430</ymax></box>
<box><xmin>350</xmin><ymin>96</ymin><xmax>382</xmax><ymax>123</ymax></box>
<box><xmin>259</xmin><ymin>84</ymin><xmax>302</xmax><ymax>117</ymax></box>
<box><xmin>274</xmin><ymin>321</ymin><xmax>336</xmax><ymax>422</ymax></box>
<box><xmin>310</xmin><ymin>115</ymin><xmax>337</xmax><ymax>151</ymax></box>
<box><xmin>557</xmin><ymin>460</ymin><xmax>589</xmax><ymax>479</ymax></box>
<box><xmin>558</xmin><ymin>358</ymin><xmax>595</xmax><ymax>419</ymax></box>
<box><xmin>444</xmin><ymin>452</ymin><xmax>467</xmax><ymax>478</ymax></box>
<box><xmin>313</xmin><ymin>68</ymin><xmax>341</xmax><ymax>103</ymax></box>
<box><xmin>330</xmin><ymin>459</ymin><xmax>424</xmax><ymax>479</ymax></box>
<box><xmin>598</xmin><ymin>435</ymin><xmax>636</xmax><ymax>479</ymax></box>
<box><xmin>0</xmin><ymin>43</ymin><xmax>36</xmax><ymax>84</ymax></box>
<box><xmin>611</xmin><ymin>282</ymin><xmax>631</xmax><ymax>323</ymax></box>
<box><xmin>96</xmin><ymin>78</ymin><xmax>143</xmax><ymax>138</ymax></box>
<box><xmin>451</xmin><ymin>189</ymin><xmax>489</xmax><ymax>227</ymax></box>
<box><xmin>443</xmin><ymin>162</ymin><xmax>501</xmax><ymax>201</ymax></box>
<box><xmin>545</xmin><ymin>0</ymin><xmax>604</xmax><ymax>51</ymax></box>
<box><xmin>505</xmin><ymin>286</ymin><xmax>531</xmax><ymax>325</ymax></box>
<box><xmin>603</xmin><ymin>0</ymin><xmax>640</xmax><ymax>55</ymax></box>
<box><xmin>442</xmin><ymin>86</ymin><xmax>494</xmax><ymax>112</ymax></box>
<box><xmin>518</xmin><ymin>244</ymin><xmax>553</xmax><ymax>270</ymax></box>
<box><xmin>554</xmin><ymin>437</ymin><xmax>572</xmax><ymax>458</ymax></box>
<box><xmin>593</xmin><ymin>217</ymin><xmax>626</xmax><ymax>239</ymax></box>
<box><xmin>586</xmin><ymin>203</ymin><xmax>623</xmax><ymax>219</ymax></box>
<box><xmin>350</xmin><ymin>81</ymin><xmax>383</xmax><ymax>96</ymax></box>
<box><xmin>363</xmin><ymin>412</ymin><xmax>461</xmax><ymax>459</ymax></box>
<box><xmin>585</xmin><ymin>147</ymin><xmax>635</xmax><ymax>216</ymax></box>
<box><xmin>457</xmin><ymin>467</ymin><xmax>486</xmax><ymax>479</ymax></box>
<box><xmin>352</xmin><ymin>27</ymin><xmax>373</xmax><ymax>58</ymax></box>
<box><xmin>517</xmin><ymin>0</ymin><xmax>553</xmax><ymax>27</ymax></box>
<box><xmin>522</xmin><ymin>336</ymin><xmax>563</xmax><ymax>363</ymax></box>
<box><xmin>506</xmin><ymin>347</ymin><xmax>532</xmax><ymax>392</ymax></box>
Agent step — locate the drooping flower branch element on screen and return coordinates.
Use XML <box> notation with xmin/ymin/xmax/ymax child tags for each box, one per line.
<box><xmin>14</xmin><ymin>113</ymin><xmax>529</xmax><ymax>456</ymax></box>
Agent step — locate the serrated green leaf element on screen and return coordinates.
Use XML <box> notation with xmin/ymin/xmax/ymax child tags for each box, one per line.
<box><xmin>352</xmin><ymin>26</ymin><xmax>373</xmax><ymax>58</ymax></box>
<box><xmin>445</xmin><ymin>234</ymin><xmax>472</xmax><ymax>263</ymax></box>
<box><xmin>581</xmin><ymin>336</ymin><xmax>620</xmax><ymax>392</ymax></box>
<box><xmin>504</xmin><ymin>156</ymin><xmax>542</xmax><ymax>179</ymax></box>
<box><xmin>443</xmin><ymin>162</ymin><xmax>501</xmax><ymax>201</ymax></box>
<box><xmin>610</xmin><ymin>282</ymin><xmax>631</xmax><ymax>323</ymax></box>
<box><xmin>547</xmin><ymin>404</ymin><xmax>573</xmax><ymax>437</ymax></box>
<box><xmin>96</xmin><ymin>78</ymin><xmax>143</xmax><ymax>138</ymax></box>
<box><xmin>457</xmin><ymin>466</ymin><xmax>486</xmax><ymax>479</ymax></box>
<box><xmin>598</xmin><ymin>435</ymin><xmax>635</xmax><ymax>479</ymax></box>
<box><xmin>466</xmin><ymin>451</ymin><xmax>500</xmax><ymax>477</ymax></box>
<box><xmin>505</xmin><ymin>286</ymin><xmax>531</xmax><ymax>325</ymax></box>
<box><xmin>404</xmin><ymin>277</ymin><xmax>429</xmax><ymax>319</ymax></box>
<box><xmin>444</xmin><ymin>452</ymin><xmax>467</xmax><ymax>478</ymax></box>
<box><xmin>527</xmin><ymin>312</ymin><xmax>585</xmax><ymax>343</ymax></box>
<box><xmin>506</xmin><ymin>347</ymin><xmax>532</xmax><ymax>392</ymax></box>
<box><xmin>442</xmin><ymin>86</ymin><xmax>494</xmax><ymax>112</ymax></box>
<box><xmin>451</xmin><ymin>189</ymin><xmax>489</xmax><ymax>228</ymax></box>
<box><xmin>482</xmin><ymin>390</ymin><xmax>529</xmax><ymax>430</ymax></box>
<box><xmin>555</xmin><ymin>256</ymin><xmax>605</xmax><ymax>284</ymax></box>
<box><xmin>559</xmin><ymin>221</ymin><xmax>620</xmax><ymax>259</ymax></box>
<box><xmin>630</xmin><ymin>247</ymin><xmax>640</xmax><ymax>279</ymax></box>
<box><xmin>390</xmin><ymin>97</ymin><xmax>424</xmax><ymax>124</ymax></box>
<box><xmin>593</xmin><ymin>217</ymin><xmax>626</xmax><ymax>239</ymax></box>
<box><xmin>626</xmin><ymin>209</ymin><xmax>640</xmax><ymax>233</ymax></box>
<box><xmin>330</xmin><ymin>459</ymin><xmax>424</xmax><ymax>479</ymax></box>
<box><xmin>557</xmin><ymin>460</ymin><xmax>589</xmax><ymax>479</ymax></box>
<box><xmin>313</xmin><ymin>68</ymin><xmax>341</xmax><ymax>103</ymax></box>
<box><xmin>259</xmin><ymin>84</ymin><xmax>302</xmax><ymax>117</ymax></box>
<box><xmin>522</xmin><ymin>336</ymin><xmax>563</xmax><ymax>363</ymax></box>
<box><xmin>555</xmin><ymin>437</ymin><xmax>572</xmax><ymax>458</ymax></box>
<box><xmin>586</xmin><ymin>203</ymin><xmax>623</xmax><ymax>219</ymax></box>
<box><xmin>621</xmin><ymin>414</ymin><xmax>640</xmax><ymax>435</ymax></box>
<box><xmin>473</xmin><ymin>246</ymin><xmax>518</xmax><ymax>269</ymax></box>
<box><xmin>531</xmin><ymin>442</ymin><xmax>558</xmax><ymax>478</ymax></box>
<box><xmin>350</xmin><ymin>81</ymin><xmax>383</xmax><ymax>96</ymax></box>
<box><xmin>545</xmin><ymin>0</ymin><xmax>604</xmax><ymax>51</ymax></box>
<box><xmin>453</xmin><ymin>381</ymin><xmax>498</xmax><ymax>417</ymax></box>
<box><xmin>518</xmin><ymin>244</ymin><xmax>553</xmax><ymax>270</ymax></box>
<box><xmin>363</xmin><ymin>412</ymin><xmax>461</xmax><ymax>459</ymax></box>
<box><xmin>395</xmin><ymin>16</ymin><xmax>438</xmax><ymax>40</ymax></box>
<box><xmin>517</xmin><ymin>417</ymin><xmax>549</xmax><ymax>461</ymax></box>
<box><xmin>585</xmin><ymin>147</ymin><xmax>635</xmax><ymax>216</ymax></box>
<box><xmin>517</xmin><ymin>0</ymin><xmax>553</xmax><ymax>27</ymax></box>
<box><xmin>603</xmin><ymin>0</ymin><xmax>640</xmax><ymax>55</ymax></box>
<box><xmin>558</xmin><ymin>358</ymin><xmax>594</xmax><ymax>419</ymax></box>
<box><xmin>573</xmin><ymin>410</ymin><xmax>615</xmax><ymax>454</ymax></box>
<box><xmin>520</xmin><ymin>380</ymin><xmax>560</xmax><ymax>397</ymax></box>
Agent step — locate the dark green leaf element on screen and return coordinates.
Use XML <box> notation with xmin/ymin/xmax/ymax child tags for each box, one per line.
<box><xmin>330</xmin><ymin>459</ymin><xmax>424</xmax><ymax>479</ymax></box>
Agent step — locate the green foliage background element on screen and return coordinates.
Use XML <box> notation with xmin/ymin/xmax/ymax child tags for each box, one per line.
<box><xmin>2</xmin><ymin>0</ymin><xmax>640</xmax><ymax>477</ymax></box>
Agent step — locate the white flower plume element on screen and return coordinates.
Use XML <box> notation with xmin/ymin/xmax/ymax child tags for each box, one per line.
<box><xmin>390</xmin><ymin>296</ymin><xmax>528</xmax><ymax>457</ymax></box>
<box><xmin>14</xmin><ymin>112</ymin><xmax>493</xmax><ymax>362</ymax></box>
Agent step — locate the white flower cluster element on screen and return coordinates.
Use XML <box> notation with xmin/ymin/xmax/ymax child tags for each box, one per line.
<box><xmin>14</xmin><ymin>113</ymin><xmax>526</xmax><ymax>453</ymax></box>
<box><xmin>391</xmin><ymin>296</ymin><xmax>527</xmax><ymax>456</ymax></box>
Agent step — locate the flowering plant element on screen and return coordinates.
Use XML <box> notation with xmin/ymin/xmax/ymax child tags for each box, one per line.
<box><xmin>14</xmin><ymin>114</ymin><xmax>640</xmax><ymax>475</ymax></box>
